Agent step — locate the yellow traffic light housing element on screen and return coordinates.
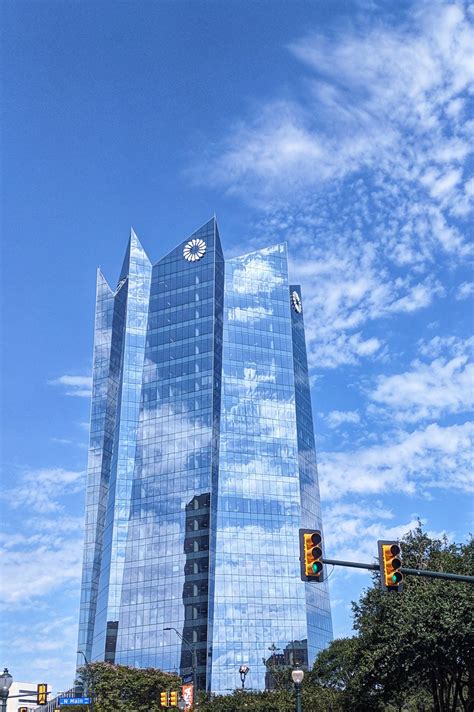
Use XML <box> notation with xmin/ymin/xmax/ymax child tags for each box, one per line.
<box><xmin>299</xmin><ymin>528</ymin><xmax>324</xmax><ymax>582</ymax></box>
<box><xmin>37</xmin><ymin>683</ymin><xmax>48</xmax><ymax>705</ymax></box>
<box><xmin>378</xmin><ymin>540</ymin><xmax>403</xmax><ymax>592</ymax></box>
<box><xmin>170</xmin><ymin>690</ymin><xmax>179</xmax><ymax>706</ymax></box>
<box><xmin>160</xmin><ymin>690</ymin><xmax>169</xmax><ymax>707</ymax></box>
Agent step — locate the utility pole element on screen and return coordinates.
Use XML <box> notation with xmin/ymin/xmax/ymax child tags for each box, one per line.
<box><xmin>164</xmin><ymin>627</ymin><xmax>198</xmax><ymax>707</ymax></box>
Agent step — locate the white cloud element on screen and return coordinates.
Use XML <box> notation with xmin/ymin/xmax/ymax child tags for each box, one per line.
<box><xmin>0</xmin><ymin>531</ymin><xmax>83</xmax><ymax>606</ymax></box>
<box><xmin>370</xmin><ymin>340</ymin><xmax>474</xmax><ymax>422</ymax></box>
<box><xmin>4</xmin><ymin>467</ymin><xmax>85</xmax><ymax>513</ymax></box>
<box><xmin>319</xmin><ymin>421</ymin><xmax>473</xmax><ymax>500</ymax></box>
<box><xmin>192</xmin><ymin>3</ymin><xmax>473</xmax><ymax>372</ymax></box>
<box><xmin>324</xmin><ymin>410</ymin><xmax>361</xmax><ymax>429</ymax></box>
<box><xmin>387</xmin><ymin>281</ymin><xmax>444</xmax><ymax>314</ymax></box>
<box><xmin>0</xmin><ymin>465</ymin><xmax>85</xmax><ymax>624</ymax></box>
<box><xmin>456</xmin><ymin>281</ymin><xmax>474</xmax><ymax>300</ymax></box>
<box><xmin>418</xmin><ymin>335</ymin><xmax>473</xmax><ymax>359</ymax></box>
<box><xmin>324</xmin><ymin>509</ymin><xmax>452</xmax><ymax>584</ymax></box>
<box><xmin>200</xmin><ymin>4</ymin><xmax>473</xmax><ymax>223</ymax></box>
<box><xmin>50</xmin><ymin>375</ymin><xmax>92</xmax><ymax>398</ymax></box>
<box><xmin>324</xmin><ymin>501</ymin><xmax>418</xmax><ymax>564</ymax></box>
<box><xmin>291</xmin><ymin>244</ymin><xmax>442</xmax><ymax>368</ymax></box>
<box><xmin>422</xmin><ymin>167</ymin><xmax>463</xmax><ymax>199</ymax></box>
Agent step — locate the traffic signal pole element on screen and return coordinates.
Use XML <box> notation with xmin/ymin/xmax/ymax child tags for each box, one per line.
<box><xmin>322</xmin><ymin>558</ymin><xmax>474</xmax><ymax>584</ymax></box>
<box><xmin>397</xmin><ymin>566</ymin><xmax>473</xmax><ymax>583</ymax></box>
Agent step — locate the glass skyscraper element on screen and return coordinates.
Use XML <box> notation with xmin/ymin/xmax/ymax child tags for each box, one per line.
<box><xmin>77</xmin><ymin>218</ymin><xmax>332</xmax><ymax>693</ymax></box>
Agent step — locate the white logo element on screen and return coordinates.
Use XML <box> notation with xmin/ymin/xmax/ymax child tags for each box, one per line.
<box><xmin>183</xmin><ymin>238</ymin><xmax>207</xmax><ymax>262</ymax></box>
<box><xmin>291</xmin><ymin>290</ymin><xmax>302</xmax><ymax>313</ymax></box>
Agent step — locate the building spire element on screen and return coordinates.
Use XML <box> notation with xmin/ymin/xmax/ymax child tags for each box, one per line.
<box><xmin>118</xmin><ymin>227</ymin><xmax>151</xmax><ymax>283</ymax></box>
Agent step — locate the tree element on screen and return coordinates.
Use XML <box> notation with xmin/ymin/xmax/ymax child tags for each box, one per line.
<box><xmin>308</xmin><ymin>637</ymin><xmax>358</xmax><ymax>691</ymax></box>
<box><xmin>198</xmin><ymin>687</ymin><xmax>342</xmax><ymax>712</ymax></box>
<box><xmin>75</xmin><ymin>662</ymin><xmax>180</xmax><ymax>712</ymax></box>
<box><xmin>312</xmin><ymin>525</ymin><xmax>473</xmax><ymax>711</ymax></box>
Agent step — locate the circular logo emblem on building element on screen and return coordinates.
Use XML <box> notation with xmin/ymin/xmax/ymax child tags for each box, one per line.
<box><xmin>291</xmin><ymin>290</ymin><xmax>302</xmax><ymax>313</ymax></box>
<box><xmin>183</xmin><ymin>238</ymin><xmax>207</xmax><ymax>262</ymax></box>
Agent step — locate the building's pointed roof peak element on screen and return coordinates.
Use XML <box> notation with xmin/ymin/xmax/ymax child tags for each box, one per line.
<box><xmin>119</xmin><ymin>227</ymin><xmax>151</xmax><ymax>281</ymax></box>
<box><xmin>130</xmin><ymin>226</ymin><xmax>141</xmax><ymax>243</ymax></box>
<box><xmin>96</xmin><ymin>267</ymin><xmax>114</xmax><ymax>294</ymax></box>
<box><xmin>188</xmin><ymin>215</ymin><xmax>217</xmax><ymax>236</ymax></box>
<box><xmin>129</xmin><ymin>226</ymin><xmax>147</xmax><ymax>251</ymax></box>
<box><xmin>152</xmin><ymin>215</ymin><xmax>221</xmax><ymax>266</ymax></box>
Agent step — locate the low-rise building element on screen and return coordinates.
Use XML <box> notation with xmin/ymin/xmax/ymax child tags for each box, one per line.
<box><xmin>6</xmin><ymin>681</ymin><xmax>43</xmax><ymax>712</ymax></box>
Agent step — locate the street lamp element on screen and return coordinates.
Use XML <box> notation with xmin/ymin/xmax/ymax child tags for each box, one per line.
<box><xmin>77</xmin><ymin>650</ymin><xmax>94</xmax><ymax>711</ymax></box>
<box><xmin>0</xmin><ymin>668</ymin><xmax>12</xmax><ymax>712</ymax></box>
<box><xmin>164</xmin><ymin>627</ymin><xmax>198</xmax><ymax>707</ymax></box>
<box><xmin>238</xmin><ymin>665</ymin><xmax>250</xmax><ymax>690</ymax></box>
<box><xmin>291</xmin><ymin>668</ymin><xmax>304</xmax><ymax>712</ymax></box>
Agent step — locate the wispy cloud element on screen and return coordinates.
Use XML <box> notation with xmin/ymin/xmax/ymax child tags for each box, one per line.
<box><xmin>456</xmin><ymin>281</ymin><xmax>474</xmax><ymax>300</ymax></box>
<box><xmin>418</xmin><ymin>334</ymin><xmax>474</xmax><ymax>359</ymax></box>
<box><xmin>324</xmin><ymin>501</ymin><xmax>418</xmax><ymax>564</ymax></box>
<box><xmin>369</xmin><ymin>336</ymin><xmax>474</xmax><ymax>422</ymax></box>
<box><xmin>50</xmin><ymin>375</ymin><xmax>92</xmax><ymax>398</ymax></box>
<box><xmin>0</xmin><ymin>463</ymin><xmax>85</xmax><ymax>618</ymax></box>
<box><xmin>0</xmin><ymin>462</ymin><xmax>86</xmax><ymax>693</ymax></box>
<box><xmin>323</xmin><ymin>410</ymin><xmax>361</xmax><ymax>429</ymax></box>
<box><xmin>0</xmin><ymin>532</ymin><xmax>83</xmax><ymax>606</ymax></box>
<box><xmin>3</xmin><ymin>467</ymin><xmax>85</xmax><ymax>513</ymax></box>
<box><xmin>319</xmin><ymin>421</ymin><xmax>473</xmax><ymax>500</ymax></box>
<box><xmin>193</xmin><ymin>3</ymin><xmax>473</xmax><ymax>370</ymax></box>
<box><xmin>324</xmin><ymin>504</ymin><xmax>452</xmax><ymax>579</ymax></box>
<box><xmin>200</xmin><ymin>3</ymin><xmax>473</xmax><ymax>219</ymax></box>
<box><xmin>291</xmin><ymin>246</ymin><xmax>444</xmax><ymax>368</ymax></box>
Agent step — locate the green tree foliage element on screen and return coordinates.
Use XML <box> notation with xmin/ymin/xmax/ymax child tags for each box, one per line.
<box><xmin>75</xmin><ymin>661</ymin><xmax>180</xmax><ymax>712</ymax></box>
<box><xmin>199</xmin><ymin>686</ymin><xmax>342</xmax><ymax>711</ymax></box>
<box><xmin>312</xmin><ymin>525</ymin><xmax>473</xmax><ymax>711</ymax></box>
<box><xmin>308</xmin><ymin>637</ymin><xmax>357</xmax><ymax>691</ymax></box>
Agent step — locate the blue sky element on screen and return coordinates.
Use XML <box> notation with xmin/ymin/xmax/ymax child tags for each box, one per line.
<box><xmin>1</xmin><ymin>0</ymin><xmax>473</xmax><ymax>695</ymax></box>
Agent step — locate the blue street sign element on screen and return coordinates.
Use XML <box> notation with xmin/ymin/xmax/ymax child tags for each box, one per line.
<box><xmin>58</xmin><ymin>697</ymin><xmax>91</xmax><ymax>705</ymax></box>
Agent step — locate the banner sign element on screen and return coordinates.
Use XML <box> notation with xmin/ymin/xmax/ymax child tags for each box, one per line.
<box><xmin>181</xmin><ymin>683</ymin><xmax>193</xmax><ymax>710</ymax></box>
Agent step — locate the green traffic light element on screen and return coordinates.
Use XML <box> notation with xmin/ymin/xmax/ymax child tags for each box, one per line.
<box><xmin>392</xmin><ymin>574</ymin><xmax>397</xmax><ymax>583</ymax></box>
<box><xmin>312</xmin><ymin>562</ymin><xmax>323</xmax><ymax>574</ymax></box>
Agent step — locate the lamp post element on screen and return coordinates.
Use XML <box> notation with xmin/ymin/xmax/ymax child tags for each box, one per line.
<box><xmin>238</xmin><ymin>665</ymin><xmax>249</xmax><ymax>690</ymax></box>
<box><xmin>291</xmin><ymin>668</ymin><xmax>304</xmax><ymax>712</ymax></box>
<box><xmin>0</xmin><ymin>668</ymin><xmax>12</xmax><ymax>712</ymax></box>
<box><xmin>164</xmin><ymin>627</ymin><xmax>198</xmax><ymax>707</ymax></box>
<box><xmin>77</xmin><ymin>650</ymin><xmax>94</xmax><ymax>711</ymax></box>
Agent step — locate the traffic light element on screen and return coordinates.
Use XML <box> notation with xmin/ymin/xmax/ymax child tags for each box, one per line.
<box><xmin>378</xmin><ymin>540</ymin><xmax>404</xmax><ymax>592</ymax></box>
<box><xmin>37</xmin><ymin>683</ymin><xmax>48</xmax><ymax>705</ymax></box>
<box><xmin>170</xmin><ymin>690</ymin><xmax>179</xmax><ymax>706</ymax></box>
<box><xmin>19</xmin><ymin>708</ymin><xmax>28</xmax><ymax>712</ymax></box>
<box><xmin>299</xmin><ymin>528</ymin><xmax>324</xmax><ymax>582</ymax></box>
<box><xmin>160</xmin><ymin>690</ymin><xmax>169</xmax><ymax>707</ymax></box>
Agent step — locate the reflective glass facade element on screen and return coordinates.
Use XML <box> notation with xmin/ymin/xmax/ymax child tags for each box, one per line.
<box><xmin>78</xmin><ymin>230</ymin><xmax>152</xmax><ymax>666</ymax></box>
<box><xmin>77</xmin><ymin>219</ymin><xmax>332</xmax><ymax>692</ymax></box>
